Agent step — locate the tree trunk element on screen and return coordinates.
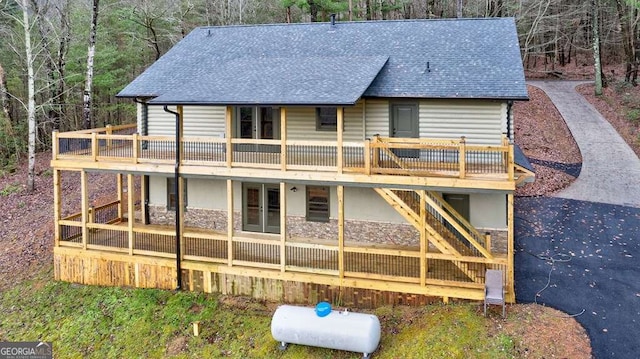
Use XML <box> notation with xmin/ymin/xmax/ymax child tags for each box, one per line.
<box><xmin>83</xmin><ymin>0</ymin><xmax>99</xmax><ymax>130</ymax></box>
<box><xmin>0</xmin><ymin>62</ymin><xmax>12</xmax><ymax>125</ymax></box>
<box><xmin>615</xmin><ymin>0</ymin><xmax>637</xmax><ymax>85</ymax></box>
<box><xmin>308</xmin><ymin>0</ymin><xmax>318</xmax><ymax>22</ymax></box>
<box><xmin>20</xmin><ymin>0</ymin><xmax>37</xmax><ymax>191</ymax></box>
<box><xmin>56</xmin><ymin>0</ymin><xmax>71</xmax><ymax>131</ymax></box>
<box><xmin>593</xmin><ymin>0</ymin><xmax>603</xmax><ymax>96</ymax></box>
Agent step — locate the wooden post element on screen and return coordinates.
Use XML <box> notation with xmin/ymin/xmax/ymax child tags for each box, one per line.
<box><xmin>53</xmin><ymin>169</ymin><xmax>61</xmax><ymax>247</ymax></box>
<box><xmin>117</xmin><ymin>174</ymin><xmax>124</xmax><ymax>220</ymax></box>
<box><xmin>507</xmin><ymin>142</ymin><xmax>515</xmax><ymax>181</ymax></box>
<box><xmin>178</xmin><ymin>176</ymin><xmax>185</xmax><ymax>260</ymax></box>
<box><xmin>88</xmin><ymin>207</ymin><xmax>95</xmax><ymax>223</ymax></box>
<box><xmin>280</xmin><ymin>182</ymin><xmax>286</xmax><ymax>272</ymax></box>
<box><xmin>225</xmin><ymin>106</ymin><xmax>233</xmax><ymax>168</ymax></box>
<box><xmin>227</xmin><ymin>179</ymin><xmax>233</xmax><ymax>266</ymax></box>
<box><xmin>364</xmin><ymin>139</ymin><xmax>371</xmax><ymax>175</ymax></box>
<box><xmin>52</xmin><ymin>131</ymin><xmax>58</xmax><ymax>160</ymax></box>
<box><xmin>419</xmin><ymin>190</ymin><xmax>426</xmax><ymax>286</ymax></box>
<box><xmin>372</xmin><ymin>135</ymin><xmax>380</xmax><ymax>169</ymax></box>
<box><xmin>81</xmin><ymin>170</ymin><xmax>88</xmax><ymax>250</ymax></box>
<box><xmin>140</xmin><ymin>175</ymin><xmax>147</xmax><ymax>225</ymax></box>
<box><xmin>280</xmin><ymin>107</ymin><xmax>287</xmax><ymax>171</ymax></box>
<box><xmin>459</xmin><ymin>136</ymin><xmax>466</xmax><ymax>179</ymax></box>
<box><xmin>106</xmin><ymin>124</ymin><xmax>112</xmax><ymax>150</ymax></box>
<box><xmin>337</xmin><ymin>107</ymin><xmax>344</xmax><ymax>174</ymax></box>
<box><xmin>128</xmin><ymin>174</ymin><xmax>135</xmax><ymax>255</ymax></box>
<box><xmin>506</xmin><ymin>193</ymin><xmax>515</xmax><ymax>303</ymax></box>
<box><xmin>91</xmin><ymin>132</ymin><xmax>98</xmax><ymax>162</ymax></box>
<box><xmin>485</xmin><ymin>232</ymin><xmax>492</xmax><ymax>252</ymax></box>
<box><xmin>337</xmin><ymin>185</ymin><xmax>344</xmax><ymax>282</ymax></box>
<box><xmin>132</xmin><ymin>133</ymin><xmax>139</xmax><ymax>164</ymax></box>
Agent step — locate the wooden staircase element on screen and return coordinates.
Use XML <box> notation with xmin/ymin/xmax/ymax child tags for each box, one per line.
<box><xmin>374</xmin><ymin>188</ymin><xmax>492</xmax><ymax>282</ymax></box>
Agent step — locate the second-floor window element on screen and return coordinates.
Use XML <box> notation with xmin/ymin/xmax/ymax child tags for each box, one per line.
<box><xmin>316</xmin><ymin>107</ymin><xmax>337</xmax><ymax>131</ymax></box>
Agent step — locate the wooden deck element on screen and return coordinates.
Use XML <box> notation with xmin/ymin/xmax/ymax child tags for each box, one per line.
<box><xmin>56</xmin><ymin>214</ymin><xmax>510</xmax><ymax>304</ymax></box>
<box><xmin>51</xmin><ymin>124</ymin><xmax>518</xmax><ymax>191</ymax></box>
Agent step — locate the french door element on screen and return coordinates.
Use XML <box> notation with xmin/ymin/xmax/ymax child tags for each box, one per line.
<box><xmin>242</xmin><ymin>183</ymin><xmax>280</xmax><ymax>234</ymax></box>
<box><xmin>237</xmin><ymin>107</ymin><xmax>280</xmax><ymax>140</ymax></box>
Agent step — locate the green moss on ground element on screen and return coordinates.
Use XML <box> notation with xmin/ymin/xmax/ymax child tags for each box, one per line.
<box><xmin>0</xmin><ymin>268</ymin><xmax>518</xmax><ymax>359</ymax></box>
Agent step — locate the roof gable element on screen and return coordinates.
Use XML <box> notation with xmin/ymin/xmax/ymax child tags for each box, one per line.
<box><xmin>118</xmin><ymin>18</ymin><xmax>528</xmax><ymax>104</ymax></box>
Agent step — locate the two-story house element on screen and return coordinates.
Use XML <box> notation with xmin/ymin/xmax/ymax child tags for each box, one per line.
<box><xmin>51</xmin><ymin>17</ymin><xmax>533</xmax><ymax>307</ymax></box>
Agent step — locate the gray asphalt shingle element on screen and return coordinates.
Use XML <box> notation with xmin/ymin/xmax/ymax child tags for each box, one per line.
<box><xmin>118</xmin><ymin>18</ymin><xmax>527</xmax><ymax>104</ymax></box>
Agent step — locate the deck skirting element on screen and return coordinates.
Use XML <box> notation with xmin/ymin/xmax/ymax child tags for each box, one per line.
<box><xmin>53</xmin><ymin>247</ymin><xmax>492</xmax><ymax>308</ymax></box>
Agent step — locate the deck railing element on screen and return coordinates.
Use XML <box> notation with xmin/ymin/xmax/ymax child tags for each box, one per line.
<box><xmin>53</xmin><ymin>125</ymin><xmax>514</xmax><ymax>180</ymax></box>
<box><xmin>57</xmin><ymin>218</ymin><xmax>509</xmax><ymax>289</ymax></box>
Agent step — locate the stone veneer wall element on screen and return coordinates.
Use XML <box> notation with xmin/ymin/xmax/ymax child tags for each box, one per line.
<box><xmin>148</xmin><ymin>205</ymin><xmax>242</xmax><ymax>232</ymax></box>
<box><xmin>149</xmin><ymin>205</ymin><xmax>419</xmax><ymax>245</ymax></box>
<box><xmin>148</xmin><ymin>205</ymin><xmax>506</xmax><ymax>252</ymax></box>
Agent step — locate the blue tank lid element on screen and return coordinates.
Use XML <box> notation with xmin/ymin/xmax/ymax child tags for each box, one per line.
<box><xmin>315</xmin><ymin>302</ymin><xmax>332</xmax><ymax>317</ymax></box>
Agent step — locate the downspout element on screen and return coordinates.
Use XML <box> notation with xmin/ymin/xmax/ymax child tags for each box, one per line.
<box><xmin>506</xmin><ymin>100</ymin><xmax>513</xmax><ymax>140</ymax></box>
<box><xmin>163</xmin><ymin>105</ymin><xmax>182</xmax><ymax>290</ymax></box>
<box><xmin>134</xmin><ymin>98</ymin><xmax>150</xmax><ymax>224</ymax></box>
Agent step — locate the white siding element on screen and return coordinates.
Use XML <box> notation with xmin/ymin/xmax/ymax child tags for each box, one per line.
<box><xmin>147</xmin><ymin>105</ymin><xmax>174</xmax><ymax>136</ymax></box>
<box><xmin>419</xmin><ymin>100</ymin><xmax>506</xmax><ymax>145</ymax></box>
<box><xmin>286</xmin><ymin>102</ymin><xmax>364</xmax><ymax>142</ymax></box>
<box><xmin>364</xmin><ymin>99</ymin><xmax>389</xmax><ymax>138</ymax></box>
<box><xmin>146</xmin><ymin>105</ymin><xmax>225</xmax><ymax>137</ymax></box>
<box><xmin>469</xmin><ymin>193</ymin><xmax>507</xmax><ymax>230</ymax></box>
<box><xmin>149</xmin><ymin>176</ymin><xmax>168</xmax><ymax>206</ymax></box>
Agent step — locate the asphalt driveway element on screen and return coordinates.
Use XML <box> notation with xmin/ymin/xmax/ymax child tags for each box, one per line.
<box><xmin>515</xmin><ymin>193</ymin><xmax>640</xmax><ymax>359</ymax></box>
<box><xmin>516</xmin><ymin>81</ymin><xmax>640</xmax><ymax>358</ymax></box>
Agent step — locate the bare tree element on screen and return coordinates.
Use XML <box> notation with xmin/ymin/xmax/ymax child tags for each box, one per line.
<box><xmin>15</xmin><ymin>0</ymin><xmax>37</xmax><ymax>191</ymax></box>
<box><xmin>614</xmin><ymin>0</ymin><xmax>638</xmax><ymax>85</ymax></box>
<box><xmin>593</xmin><ymin>0</ymin><xmax>603</xmax><ymax>95</ymax></box>
<box><xmin>83</xmin><ymin>0</ymin><xmax>99</xmax><ymax>130</ymax></box>
<box><xmin>0</xmin><ymin>62</ymin><xmax>12</xmax><ymax>124</ymax></box>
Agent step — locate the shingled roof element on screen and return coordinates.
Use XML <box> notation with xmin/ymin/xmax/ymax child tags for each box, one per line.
<box><xmin>117</xmin><ymin>18</ymin><xmax>528</xmax><ymax>105</ymax></box>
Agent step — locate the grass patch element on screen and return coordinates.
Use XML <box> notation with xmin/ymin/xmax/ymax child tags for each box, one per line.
<box><xmin>0</xmin><ymin>269</ymin><xmax>520</xmax><ymax>358</ymax></box>
<box><xmin>0</xmin><ymin>183</ymin><xmax>21</xmax><ymax>196</ymax></box>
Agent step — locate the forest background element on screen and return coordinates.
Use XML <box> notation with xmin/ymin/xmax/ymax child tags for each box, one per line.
<box><xmin>0</xmin><ymin>0</ymin><xmax>636</xmax><ymax>189</ymax></box>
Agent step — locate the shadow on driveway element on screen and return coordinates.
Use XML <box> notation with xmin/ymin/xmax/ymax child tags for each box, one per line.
<box><xmin>515</xmin><ymin>196</ymin><xmax>640</xmax><ymax>359</ymax></box>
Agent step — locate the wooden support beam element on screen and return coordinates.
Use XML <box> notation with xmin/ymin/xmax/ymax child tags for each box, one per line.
<box><xmin>280</xmin><ymin>182</ymin><xmax>286</xmax><ymax>272</ymax></box>
<box><xmin>117</xmin><ymin>174</ymin><xmax>123</xmax><ymax>220</ymax></box>
<box><xmin>419</xmin><ymin>189</ymin><xmax>426</xmax><ymax>287</ymax></box>
<box><xmin>91</xmin><ymin>132</ymin><xmax>98</xmax><ymax>162</ymax></box>
<box><xmin>459</xmin><ymin>136</ymin><xmax>466</xmax><ymax>179</ymax></box>
<box><xmin>106</xmin><ymin>124</ymin><xmax>113</xmax><ymax>150</ymax></box>
<box><xmin>52</xmin><ymin>131</ymin><xmax>58</xmax><ymax>160</ymax></box>
<box><xmin>337</xmin><ymin>107</ymin><xmax>344</xmax><ymax>174</ymax></box>
<box><xmin>132</xmin><ymin>133</ymin><xmax>139</xmax><ymax>164</ymax></box>
<box><xmin>506</xmin><ymin>193</ymin><xmax>515</xmax><ymax>303</ymax></box>
<box><xmin>81</xmin><ymin>171</ymin><xmax>88</xmax><ymax>250</ymax></box>
<box><xmin>338</xmin><ymin>185</ymin><xmax>344</xmax><ymax>282</ymax></box>
<box><xmin>280</xmin><ymin>108</ymin><xmax>287</xmax><ymax>171</ymax></box>
<box><xmin>507</xmin><ymin>142</ymin><xmax>515</xmax><ymax>181</ymax></box>
<box><xmin>485</xmin><ymin>232</ymin><xmax>492</xmax><ymax>252</ymax></box>
<box><xmin>364</xmin><ymin>139</ymin><xmax>371</xmax><ymax>176</ymax></box>
<box><xmin>225</xmin><ymin>106</ymin><xmax>232</xmax><ymax>168</ymax></box>
<box><xmin>227</xmin><ymin>179</ymin><xmax>233</xmax><ymax>266</ymax></box>
<box><xmin>127</xmin><ymin>174</ymin><xmax>135</xmax><ymax>255</ymax></box>
<box><xmin>140</xmin><ymin>175</ymin><xmax>147</xmax><ymax>225</ymax></box>
<box><xmin>53</xmin><ymin>169</ymin><xmax>61</xmax><ymax>247</ymax></box>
